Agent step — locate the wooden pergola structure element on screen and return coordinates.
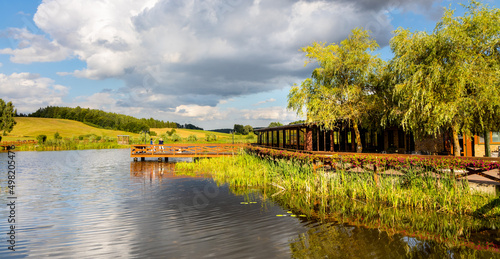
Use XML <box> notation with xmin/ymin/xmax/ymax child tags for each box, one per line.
<box><xmin>254</xmin><ymin>123</ymin><xmax>416</xmax><ymax>154</ymax></box>
<box><xmin>117</xmin><ymin>135</ymin><xmax>130</xmax><ymax>145</ymax></box>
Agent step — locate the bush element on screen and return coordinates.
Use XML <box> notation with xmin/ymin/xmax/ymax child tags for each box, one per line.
<box><xmin>205</xmin><ymin>133</ymin><xmax>217</xmax><ymax>142</ymax></box>
<box><xmin>140</xmin><ymin>133</ymin><xmax>151</xmax><ymax>144</ymax></box>
<box><xmin>187</xmin><ymin>134</ymin><xmax>198</xmax><ymax>142</ymax></box>
<box><xmin>171</xmin><ymin>133</ymin><xmax>182</xmax><ymax>142</ymax></box>
<box><xmin>36</xmin><ymin>135</ymin><xmax>47</xmax><ymax>144</ymax></box>
<box><xmin>54</xmin><ymin>132</ymin><xmax>62</xmax><ymax>140</ymax></box>
<box><xmin>167</xmin><ymin>129</ymin><xmax>176</xmax><ymax>136</ymax></box>
<box><xmin>159</xmin><ymin>134</ymin><xmax>169</xmax><ymax>142</ymax></box>
<box><xmin>150</xmin><ymin>131</ymin><xmax>157</xmax><ymax>136</ymax></box>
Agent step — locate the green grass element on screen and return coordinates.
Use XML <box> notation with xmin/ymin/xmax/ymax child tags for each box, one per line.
<box><xmin>2</xmin><ymin>118</ymin><xmax>256</xmax><ymax>150</ymax></box>
<box><xmin>4</xmin><ymin>117</ymin><xmax>142</xmax><ymax>141</ymax></box>
<box><xmin>150</xmin><ymin>127</ymin><xmax>256</xmax><ymax>143</ymax></box>
<box><xmin>175</xmin><ymin>152</ymin><xmax>500</xmax><ymax>251</ymax></box>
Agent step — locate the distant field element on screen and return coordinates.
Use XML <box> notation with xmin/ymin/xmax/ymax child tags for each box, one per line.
<box><xmin>3</xmin><ymin>117</ymin><xmax>141</xmax><ymax>141</ymax></box>
<box><xmin>3</xmin><ymin>117</ymin><xmax>251</xmax><ymax>143</ymax></box>
<box><xmin>150</xmin><ymin>127</ymin><xmax>235</xmax><ymax>141</ymax></box>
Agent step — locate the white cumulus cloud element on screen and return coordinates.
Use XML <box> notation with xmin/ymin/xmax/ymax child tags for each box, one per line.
<box><xmin>0</xmin><ymin>0</ymin><xmax>443</xmax><ymax>127</ymax></box>
<box><xmin>0</xmin><ymin>72</ymin><xmax>68</xmax><ymax>113</ymax></box>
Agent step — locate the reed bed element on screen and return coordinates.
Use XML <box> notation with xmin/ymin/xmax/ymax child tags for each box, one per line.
<box><xmin>176</xmin><ymin>152</ymin><xmax>499</xmax><ymax>217</ymax></box>
<box><xmin>175</xmin><ymin>152</ymin><xmax>500</xmax><ymax>252</ymax></box>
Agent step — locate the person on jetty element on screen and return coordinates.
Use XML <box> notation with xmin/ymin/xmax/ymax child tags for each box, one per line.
<box><xmin>159</xmin><ymin>138</ymin><xmax>164</xmax><ymax>151</ymax></box>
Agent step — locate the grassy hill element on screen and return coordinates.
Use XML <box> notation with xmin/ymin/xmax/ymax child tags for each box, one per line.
<box><xmin>2</xmin><ymin>117</ymin><xmax>141</xmax><ymax>142</ymax></box>
<box><xmin>150</xmin><ymin>127</ymin><xmax>241</xmax><ymax>142</ymax></box>
<box><xmin>3</xmin><ymin>117</ymin><xmax>254</xmax><ymax>144</ymax></box>
<box><xmin>150</xmin><ymin>127</ymin><xmax>255</xmax><ymax>143</ymax></box>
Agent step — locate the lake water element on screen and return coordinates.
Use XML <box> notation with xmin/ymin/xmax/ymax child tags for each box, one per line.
<box><xmin>0</xmin><ymin>149</ymin><xmax>497</xmax><ymax>258</ymax></box>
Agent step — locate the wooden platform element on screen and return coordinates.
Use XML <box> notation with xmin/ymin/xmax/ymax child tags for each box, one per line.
<box><xmin>130</xmin><ymin>144</ymin><xmax>246</xmax><ymax>160</ymax></box>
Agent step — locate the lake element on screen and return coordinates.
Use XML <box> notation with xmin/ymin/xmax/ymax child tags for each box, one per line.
<box><xmin>0</xmin><ymin>149</ymin><xmax>497</xmax><ymax>258</ymax></box>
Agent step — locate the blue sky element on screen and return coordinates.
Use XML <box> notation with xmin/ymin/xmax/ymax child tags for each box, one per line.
<box><xmin>0</xmin><ymin>0</ymin><xmax>497</xmax><ymax>129</ymax></box>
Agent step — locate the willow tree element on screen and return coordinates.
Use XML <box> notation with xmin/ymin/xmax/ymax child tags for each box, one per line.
<box><xmin>390</xmin><ymin>1</ymin><xmax>500</xmax><ymax>156</ymax></box>
<box><xmin>447</xmin><ymin>1</ymin><xmax>500</xmax><ymax>157</ymax></box>
<box><xmin>288</xmin><ymin>28</ymin><xmax>383</xmax><ymax>153</ymax></box>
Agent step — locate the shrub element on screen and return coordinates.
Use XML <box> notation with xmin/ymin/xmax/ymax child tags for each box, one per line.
<box><xmin>140</xmin><ymin>133</ymin><xmax>151</xmax><ymax>144</ymax></box>
<box><xmin>187</xmin><ymin>134</ymin><xmax>198</xmax><ymax>142</ymax></box>
<box><xmin>54</xmin><ymin>132</ymin><xmax>62</xmax><ymax>140</ymax></box>
<box><xmin>167</xmin><ymin>129</ymin><xmax>176</xmax><ymax>136</ymax></box>
<box><xmin>171</xmin><ymin>133</ymin><xmax>182</xmax><ymax>142</ymax></box>
<box><xmin>36</xmin><ymin>135</ymin><xmax>47</xmax><ymax>144</ymax></box>
<box><xmin>205</xmin><ymin>133</ymin><xmax>217</xmax><ymax>142</ymax></box>
<box><xmin>150</xmin><ymin>131</ymin><xmax>157</xmax><ymax>136</ymax></box>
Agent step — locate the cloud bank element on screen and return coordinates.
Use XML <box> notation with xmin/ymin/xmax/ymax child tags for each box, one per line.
<box><xmin>0</xmin><ymin>0</ymin><xmax>444</xmax><ymax>127</ymax></box>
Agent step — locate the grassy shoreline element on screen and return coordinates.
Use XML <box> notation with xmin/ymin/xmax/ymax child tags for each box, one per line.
<box><xmin>2</xmin><ymin>117</ymin><xmax>255</xmax><ymax>151</ymax></box>
<box><xmin>175</xmin><ymin>152</ymin><xmax>500</xmax><ymax>252</ymax></box>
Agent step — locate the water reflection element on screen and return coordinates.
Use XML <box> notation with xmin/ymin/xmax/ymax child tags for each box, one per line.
<box><xmin>130</xmin><ymin>160</ymin><xmax>203</xmax><ymax>181</ymax></box>
<box><xmin>1</xmin><ymin>150</ymin><xmax>498</xmax><ymax>258</ymax></box>
<box><xmin>289</xmin><ymin>223</ymin><xmax>490</xmax><ymax>258</ymax></box>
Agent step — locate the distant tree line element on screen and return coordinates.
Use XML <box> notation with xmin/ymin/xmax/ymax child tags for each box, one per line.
<box><xmin>209</xmin><ymin>128</ymin><xmax>233</xmax><ymax>134</ymax></box>
<box><xmin>29</xmin><ymin>106</ymin><xmax>179</xmax><ymax>133</ymax></box>
<box><xmin>178</xmin><ymin>123</ymin><xmax>203</xmax><ymax>130</ymax></box>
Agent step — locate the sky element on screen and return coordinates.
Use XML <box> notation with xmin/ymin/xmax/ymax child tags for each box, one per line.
<box><xmin>0</xmin><ymin>0</ymin><xmax>498</xmax><ymax>130</ymax></box>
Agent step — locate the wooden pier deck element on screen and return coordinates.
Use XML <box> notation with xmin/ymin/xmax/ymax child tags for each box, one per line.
<box><xmin>130</xmin><ymin>144</ymin><xmax>246</xmax><ymax>160</ymax></box>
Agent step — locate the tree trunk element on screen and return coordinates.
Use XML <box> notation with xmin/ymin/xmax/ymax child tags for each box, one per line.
<box><xmin>484</xmin><ymin>130</ymin><xmax>491</xmax><ymax>157</ymax></box>
<box><xmin>353</xmin><ymin>121</ymin><xmax>363</xmax><ymax>153</ymax></box>
<box><xmin>452</xmin><ymin>127</ymin><xmax>461</xmax><ymax>157</ymax></box>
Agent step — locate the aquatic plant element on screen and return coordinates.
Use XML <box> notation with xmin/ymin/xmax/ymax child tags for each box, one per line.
<box><xmin>175</xmin><ymin>151</ymin><xmax>500</xmax><ymax>252</ymax></box>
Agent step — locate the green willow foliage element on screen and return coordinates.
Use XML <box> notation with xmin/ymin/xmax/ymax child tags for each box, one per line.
<box><xmin>390</xmin><ymin>0</ymin><xmax>500</xmax><ymax>156</ymax></box>
<box><xmin>288</xmin><ymin>28</ymin><xmax>384</xmax><ymax>153</ymax></box>
<box><xmin>29</xmin><ymin>106</ymin><xmax>178</xmax><ymax>133</ymax></box>
<box><xmin>289</xmin><ymin>1</ymin><xmax>500</xmax><ymax>157</ymax></box>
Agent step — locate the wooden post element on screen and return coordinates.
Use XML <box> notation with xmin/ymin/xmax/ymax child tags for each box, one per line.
<box><xmin>283</xmin><ymin>129</ymin><xmax>286</xmax><ymax>148</ymax></box>
<box><xmin>373</xmin><ymin>165</ymin><xmax>379</xmax><ymax>186</ymax></box>
<box><xmin>306</xmin><ymin>127</ymin><xmax>313</xmax><ymax>151</ymax></box>
<box><xmin>330</xmin><ymin>131</ymin><xmax>334</xmax><ymax>152</ymax></box>
<box><xmin>297</xmin><ymin>128</ymin><xmax>300</xmax><ymax>150</ymax></box>
<box><xmin>276</xmin><ymin>130</ymin><xmax>280</xmax><ymax>148</ymax></box>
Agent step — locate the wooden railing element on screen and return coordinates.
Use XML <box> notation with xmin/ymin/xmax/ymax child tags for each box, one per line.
<box><xmin>249</xmin><ymin>144</ymin><xmax>500</xmax><ymax>184</ymax></box>
<box><xmin>130</xmin><ymin>144</ymin><xmax>246</xmax><ymax>158</ymax></box>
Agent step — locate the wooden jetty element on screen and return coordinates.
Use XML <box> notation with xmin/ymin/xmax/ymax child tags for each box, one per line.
<box><xmin>130</xmin><ymin>144</ymin><xmax>246</xmax><ymax>161</ymax></box>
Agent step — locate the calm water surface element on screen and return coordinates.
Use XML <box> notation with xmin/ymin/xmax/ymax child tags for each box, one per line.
<box><xmin>0</xmin><ymin>149</ymin><xmax>496</xmax><ymax>258</ymax></box>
